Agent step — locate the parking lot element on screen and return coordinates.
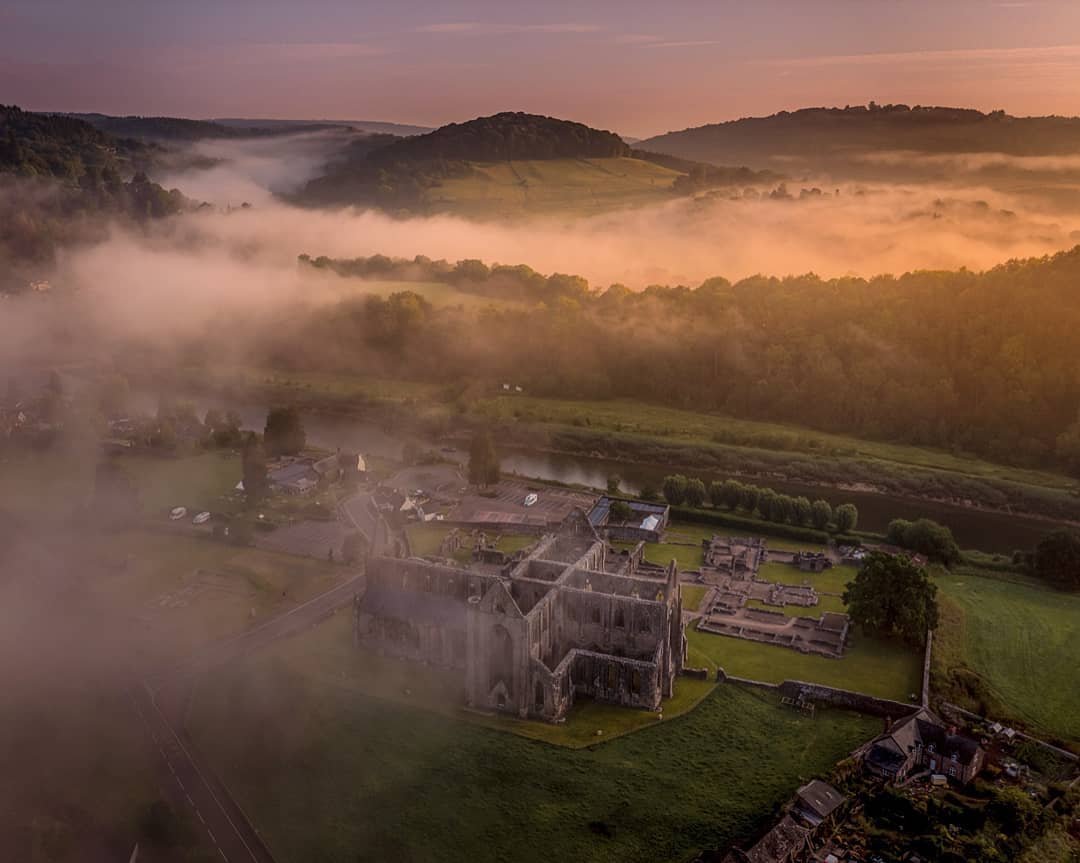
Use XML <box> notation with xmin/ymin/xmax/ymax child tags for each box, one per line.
<box><xmin>448</xmin><ymin>479</ymin><xmax>596</xmax><ymax>528</ymax></box>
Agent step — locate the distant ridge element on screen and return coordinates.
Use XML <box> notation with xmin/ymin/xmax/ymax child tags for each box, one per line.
<box><xmin>213</xmin><ymin>117</ymin><xmax>432</xmax><ymax>137</ymax></box>
<box><xmin>639</xmin><ymin>103</ymin><xmax>1080</xmax><ymax>169</ymax></box>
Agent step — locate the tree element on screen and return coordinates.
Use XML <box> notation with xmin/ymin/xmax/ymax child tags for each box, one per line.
<box><xmin>606</xmin><ymin>474</ymin><xmax>621</xmax><ymax>494</ymax></box>
<box><xmin>1033</xmin><ymin>529</ymin><xmax>1080</xmax><ymax>590</ymax></box>
<box><xmin>757</xmin><ymin>488</ymin><xmax>777</xmax><ymax>520</ymax></box>
<box><xmin>609</xmin><ymin>500</ymin><xmax>633</xmax><ymax>522</ymax></box>
<box><xmin>835</xmin><ymin>503</ymin><xmax>859</xmax><ymax>532</ymax></box>
<box><xmin>263</xmin><ymin>407</ymin><xmax>306</xmax><ymax>456</ymax></box>
<box><xmin>717</xmin><ymin>479</ymin><xmax>743</xmax><ymax>510</ymax></box>
<box><xmin>842</xmin><ymin>552</ymin><xmax>938</xmax><ymax>645</ymax></box>
<box><xmin>739</xmin><ymin>484</ymin><xmax>761</xmax><ymax>515</ymax></box>
<box><xmin>639</xmin><ymin>484</ymin><xmax>659</xmax><ymax>502</ymax></box>
<box><xmin>811</xmin><ymin>499</ymin><xmax>833</xmax><ymax>530</ymax></box>
<box><xmin>887</xmin><ymin>518</ymin><xmax>961</xmax><ymax>566</ymax></box>
<box><xmin>662</xmin><ymin>474</ymin><xmax>688</xmax><ymax>506</ymax></box>
<box><xmin>794</xmin><ymin>496</ymin><xmax>813</xmax><ymax>526</ymax></box>
<box><xmin>684</xmin><ymin>477</ymin><xmax>707</xmax><ymax>508</ymax></box>
<box><xmin>468</xmin><ymin>430</ymin><xmax>500</xmax><ymax>487</ymax></box>
<box><xmin>241</xmin><ymin>433</ymin><xmax>268</xmax><ymax>506</ymax></box>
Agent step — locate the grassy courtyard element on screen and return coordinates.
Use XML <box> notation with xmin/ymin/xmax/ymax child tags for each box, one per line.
<box><xmin>687</xmin><ymin>627</ymin><xmax>923</xmax><ymax>702</ymax></box>
<box><xmin>757</xmin><ymin>562</ymin><xmax>857</xmax><ymax>596</ymax></box>
<box><xmin>188</xmin><ymin>638</ymin><xmax>879</xmax><ymax>863</ymax></box>
<box><xmin>933</xmin><ymin>570</ymin><xmax>1080</xmax><ymax>746</ymax></box>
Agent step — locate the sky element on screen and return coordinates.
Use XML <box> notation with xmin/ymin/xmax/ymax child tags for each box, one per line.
<box><xmin>4</xmin><ymin>0</ymin><xmax>1080</xmax><ymax>137</ymax></box>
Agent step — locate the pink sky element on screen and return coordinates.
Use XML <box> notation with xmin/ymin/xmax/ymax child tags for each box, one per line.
<box><xmin>4</xmin><ymin>0</ymin><xmax>1080</xmax><ymax>137</ymax></box>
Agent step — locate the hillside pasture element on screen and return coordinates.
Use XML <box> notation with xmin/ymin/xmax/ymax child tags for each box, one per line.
<box><xmin>429</xmin><ymin>157</ymin><xmax>682</xmax><ymax>217</ymax></box>
<box><xmin>188</xmin><ymin>631</ymin><xmax>878</xmax><ymax>863</ymax></box>
<box><xmin>933</xmin><ymin>570</ymin><xmax>1080</xmax><ymax>745</ymax></box>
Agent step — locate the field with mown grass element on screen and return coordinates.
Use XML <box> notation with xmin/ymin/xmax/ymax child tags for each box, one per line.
<box><xmin>687</xmin><ymin>627</ymin><xmax>922</xmax><ymax>702</ymax></box>
<box><xmin>188</xmin><ymin>616</ymin><xmax>879</xmax><ymax>863</ymax></box>
<box><xmin>428</xmin><ymin>157</ymin><xmax>682</xmax><ymax>217</ymax></box>
<box><xmin>933</xmin><ymin>569</ymin><xmax>1080</xmax><ymax>746</ymax></box>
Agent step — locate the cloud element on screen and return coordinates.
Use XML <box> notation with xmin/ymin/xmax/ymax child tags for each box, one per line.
<box><xmin>643</xmin><ymin>39</ymin><xmax>728</xmax><ymax>49</ymax></box>
<box><xmin>765</xmin><ymin>43</ymin><xmax>1080</xmax><ymax>69</ymax></box>
<box><xmin>417</xmin><ymin>22</ymin><xmax>601</xmax><ymax>35</ymax></box>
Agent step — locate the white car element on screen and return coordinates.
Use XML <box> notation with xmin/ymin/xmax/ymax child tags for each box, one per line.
<box><xmin>169</xmin><ymin>506</ymin><xmax>187</xmax><ymax>520</ymax></box>
<box><xmin>192</xmin><ymin>511</ymin><xmax>211</xmax><ymax>525</ymax></box>
<box><xmin>524</xmin><ymin>493</ymin><xmax>538</xmax><ymax>507</ymax></box>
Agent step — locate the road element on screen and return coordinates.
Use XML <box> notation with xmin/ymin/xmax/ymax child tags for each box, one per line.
<box><xmin>140</xmin><ymin>570</ymin><xmax>367</xmax><ymax>862</ymax></box>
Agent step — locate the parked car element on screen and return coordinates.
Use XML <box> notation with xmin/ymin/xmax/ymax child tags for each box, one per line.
<box><xmin>169</xmin><ymin>506</ymin><xmax>187</xmax><ymax>520</ymax></box>
<box><xmin>192</xmin><ymin>511</ymin><xmax>211</xmax><ymax>525</ymax></box>
<box><xmin>524</xmin><ymin>493</ymin><xmax>538</xmax><ymax>507</ymax></box>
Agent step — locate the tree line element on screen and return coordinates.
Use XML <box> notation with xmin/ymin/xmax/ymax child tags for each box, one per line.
<box><xmin>652</xmin><ymin>474</ymin><xmax>860</xmax><ymax>533</ymax></box>
<box><xmin>297</xmin><ymin>247</ymin><xmax>1080</xmax><ymax>476</ymax></box>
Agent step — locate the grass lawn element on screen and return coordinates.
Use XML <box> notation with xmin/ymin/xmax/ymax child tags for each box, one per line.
<box><xmin>85</xmin><ymin>530</ymin><xmax>347</xmax><ymax>660</ymax></box>
<box><xmin>666</xmin><ymin>521</ymin><xmax>827</xmax><ymax>554</ymax></box>
<box><xmin>641</xmin><ymin>540</ymin><xmax>704</xmax><ymax>571</ymax></box>
<box><xmin>757</xmin><ymin>562</ymin><xmax>857</xmax><ymax>596</ymax></box>
<box><xmin>118</xmin><ymin>450</ymin><xmax>241</xmax><ymax>515</ymax></box>
<box><xmin>681</xmin><ymin>584</ymin><xmax>709</xmax><ymax>613</ymax></box>
<box><xmin>188</xmin><ymin>636</ymin><xmax>879</xmax><ymax>863</ymax></box>
<box><xmin>933</xmin><ymin>570</ymin><xmax>1080</xmax><ymax>745</ymax></box>
<box><xmin>687</xmin><ymin>627</ymin><xmax>922</xmax><ymax>702</ymax></box>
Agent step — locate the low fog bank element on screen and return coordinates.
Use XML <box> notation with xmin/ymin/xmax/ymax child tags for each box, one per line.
<box><xmin>52</xmin><ymin>175</ymin><xmax>1080</xmax><ymax>296</ymax></box>
<box><xmin>156</xmin><ymin>129</ymin><xmax>356</xmax><ymax>207</ymax></box>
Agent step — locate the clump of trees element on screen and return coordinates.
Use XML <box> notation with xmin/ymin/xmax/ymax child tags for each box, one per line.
<box><xmin>843</xmin><ymin>552</ymin><xmax>939</xmax><ymax>645</ymax></box>
<box><xmin>241</xmin><ymin>432</ymin><xmax>268</xmax><ymax>506</ymax></box>
<box><xmin>468</xmin><ymin>429</ymin><xmax>500</xmax><ymax>487</ymax></box>
<box><xmin>1032</xmin><ymin>529</ymin><xmax>1080</xmax><ymax>590</ymax></box>
<box><xmin>662</xmin><ymin>474</ymin><xmax>857</xmax><ymax>532</ymax></box>
<box><xmin>263</xmin><ymin>407</ymin><xmax>306</xmax><ymax>456</ymax></box>
<box><xmin>887</xmin><ymin>518</ymin><xmax>961</xmax><ymax>565</ymax></box>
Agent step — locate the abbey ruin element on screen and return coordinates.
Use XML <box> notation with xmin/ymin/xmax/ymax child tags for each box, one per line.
<box><xmin>353</xmin><ymin>509</ymin><xmax>686</xmax><ymax>721</ymax></box>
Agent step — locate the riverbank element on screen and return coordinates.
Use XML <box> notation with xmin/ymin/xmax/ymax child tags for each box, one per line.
<box><xmin>125</xmin><ymin>365</ymin><xmax>1079</xmax><ymax>553</ymax></box>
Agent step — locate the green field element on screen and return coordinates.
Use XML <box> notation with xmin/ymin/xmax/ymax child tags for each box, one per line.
<box><xmin>933</xmin><ymin>571</ymin><xmax>1080</xmax><ymax>745</ymax></box>
<box><xmin>681</xmin><ymin>584</ymin><xmax>709</xmax><ymax>613</ymax></box>
<box><xmin>189</xmin><ymin>636</ymin><xmax>878</xmax><ymax>863</ymax></box>
<box><xmin>428</xmin><ymin>157</ymin><xmax>682</xmax><ymax>217</ymax></box>
<box><xmin>119</xmin><ymin>450</ymin><xmax>242</xmax><ymax>515</ymax></box>
<box><xmin>86</xmin><ymin>529</ymin><xmax>346</xmax><ymax>660</ymax></box>
<box><xmin>687</xmin><ymin>627</ymin><xmax>922</xmax><ymax>702</ymax></box>
<box><xmin>757</xmin><ymin>562</ymin><xmax>857</xmax><ymax>596</ymax></box>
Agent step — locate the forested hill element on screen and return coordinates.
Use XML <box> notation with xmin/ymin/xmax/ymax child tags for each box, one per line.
<box><xmin>0</xmin><ymin>106</ymin><xmax>190</xmax><ymax>290</ymax></box>
<box><xmin>297</xmin><ymin>111</ymin><xmax>775</xmax><ymax>212</ymax></box>
<box><xmin>65</xmin><ymin>112</ymin><xmax>346</xmax><ymax>141</ymax></box>
<box><xmin>640</xmin><ymin>104</ymin><xmax>1080</xmax><ymax>168</ymax></box>
<box><xmin>365</xmin><ymin>112</ymin><xmax>630</xmax><ymax>162</ymax></box>
<box><xmin>1</xmin><ymin>105</ymin><xmax>156</xmax><ymax>179</ymax></box>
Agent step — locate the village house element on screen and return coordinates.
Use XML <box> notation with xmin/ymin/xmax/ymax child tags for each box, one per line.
<box><xmin>862</xmin><ymin>707</ymin><xmax>985</xmax><ymax>784</ymax></box>
<box><xmin>792</xmin><ymin>779</ymin><xmax>846</xmax><ymax>830</ymax></box>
